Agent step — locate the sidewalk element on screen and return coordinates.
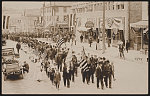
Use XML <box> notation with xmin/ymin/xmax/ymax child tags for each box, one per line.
<box><xmin>80</xmin><ymin>41</ymin><xmax>148</xmax><ymax>64</ymax></box>
<box><xmin>36</xmin><ymin>38</ymin><xmax>148</xmax><ymax>64</ymax></box>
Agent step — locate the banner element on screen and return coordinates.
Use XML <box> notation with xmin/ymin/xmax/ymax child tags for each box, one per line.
<box><xmin>3</xmin><ymin>16</ymin><xmax>6</xmax><ymax>29</ymax></box>
<box><xmin>6</xmin><ymin>16</ymin><xmax>10</xmax><ymax>29</ymax></box>
<box><xmin>85</xmin><ymin>21</ymin><xmax>94</xmax><ymax>28</ymax></box>
<box><xmin>70</xmin><ymin>14</ymin><xmax>72</xmax><ymax>26</ymax></box>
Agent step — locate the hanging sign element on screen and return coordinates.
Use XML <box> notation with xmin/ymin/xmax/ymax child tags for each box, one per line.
<box><xmin>85</xmin><ymin>21</ymin><xmax>94</xmax><ymax>28</ymax></box>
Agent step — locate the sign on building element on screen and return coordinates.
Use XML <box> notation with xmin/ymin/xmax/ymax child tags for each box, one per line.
<box><xmin>85</xmin><ymin>21</ymin><xmax>94</xmax><ymax>28</ymax></box>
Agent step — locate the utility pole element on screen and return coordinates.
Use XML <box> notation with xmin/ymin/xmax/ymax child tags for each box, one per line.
<box><xmin>102</xmin><ymin>1</ymin><xmax>106</xmax><ymax>54</ymax></box>
<box><xmin>128</xmin><ymin>1</ymin><xmax>130</xmax><ymax>47</ymax></box>
<box><xmin>43</xmin><ymin>2</ymin><xmax>45</xmax><ymax>38</ymax></box>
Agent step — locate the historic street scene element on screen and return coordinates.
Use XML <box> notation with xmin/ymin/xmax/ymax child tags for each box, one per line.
<box><xmin>2</xmin><ymin>1</ymin><xmax>148</xmax><ymax>94</ymax></box>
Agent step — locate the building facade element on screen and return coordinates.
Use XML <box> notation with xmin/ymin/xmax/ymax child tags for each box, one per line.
<box><xmin>71</xmin><ymin>1</ymin><xmax>142</xmax><ymax>46</ymax></box>
<box><xmin>41</xmin><ymin>2</ymin><xmax>75</xmax><ymax>37</ymax></box>
<box><xmin>2</xmin><ymin>8</ymin><xmax>42</xmax><ymax>35</ymax></box>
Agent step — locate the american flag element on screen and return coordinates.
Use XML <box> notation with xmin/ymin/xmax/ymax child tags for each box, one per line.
<box><xmin>78</xmin><ymin>46</ymin><xmax>89</xmax><ymax>72</ymax></box>
<box><xmin>56</xmin><ymin>38</ymin><xmax>64</xmax><ymax>48</ymax></box>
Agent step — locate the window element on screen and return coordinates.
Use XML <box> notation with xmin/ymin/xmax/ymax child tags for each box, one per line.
<box><xmin>55</xmin><ymin>7</ymin><xmax>59</xmax><ymax>12</ymax></box>
<box><xmin>121</xmin><ymin>4</ymin><xmax>124</xmax><ymax>9</ymax></box>
<box><xmin>117</xmin><ymin>5</ymin><xmax>120</xmax><ymax>9</ymax></box>
<box><xmin>64</xmin><ymin>7</ymin><xmax>67</xmax><ymax>13</ymax></box>
<box><xmin>113</xmin><ymin>5</ymin><xmax>115</xmax><ymax>10</ymax></box>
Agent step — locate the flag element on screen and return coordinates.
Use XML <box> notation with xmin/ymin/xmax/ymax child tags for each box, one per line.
<box><xmin>6</xmin><ymin>16</ymin><xmax>10</xmax><ymax>29</ymax></box>
<box><xmin>3</xmin><ymin>16</ymin><xmax>6</xmax><ymax>29</ymax></box>
<box><xmin>79</xmin><ymin>58</ymin><xmax>89</xmax><ymax>72</ymax></box>
<box><xmin>70</xmin><ymin>14</ymin><xmax>72</xmax><ymax>26</ymax></box>
<box><xmin>56</xmin><ymin>38</ymin><xmax>64</xmax><ymax>48</ymax></box>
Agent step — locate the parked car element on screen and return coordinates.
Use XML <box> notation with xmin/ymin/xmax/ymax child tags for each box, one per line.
<box><xmin>2</xmin><ymin>48</ymin><xmax>23</xmax><ymax>81</ymax></box>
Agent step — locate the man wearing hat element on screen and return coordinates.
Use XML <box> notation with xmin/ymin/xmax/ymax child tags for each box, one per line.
<box><xmin>90</xmin><ymin>55</ymin><xmax>96</xmax><ymax>83</ymax></box>
<box><xmin>95</xmin><ymin>61</ymin><xmax>104</xmax><ymax>89</ymax></box>
<box><xmin>103</xmin><ymin>60</ymin><xmax>113</xmax><ymax>88</ymax></box>
<box><xmin>50</xmin><ymin>66</ymin><xmax>55</xmax><ymax>84</ymax></box>
<box><xmin>54</xmin><ymin>69</ymin><xmax>61</xmax><ymax>90</ymax></box>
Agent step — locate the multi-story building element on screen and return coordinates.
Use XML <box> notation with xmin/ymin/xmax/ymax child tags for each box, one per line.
<box><xmin>71</xmin><ymin>1</ymin><xmax>143</xmax><ymax>47</ymax></box>
<box><xmin>2</xmin><ymin>8</ymin><xmax>24</xmax><ymax>33</ymax></box>
<box><xmin>2</xmin><ymin>8</ymin><xmax>42</xmax><ymax>35</ymax></box>
<box><xmin>41</xmin><ymin>2</ymin><xmax>75</xmax><ymax>36</ymax></box>
<box><xmin>23</xmin><ymin>8</ymin><xmax>42</xmax><ymax>33</ymax></box>
<box><xmin>130</xmin><ymin>1</ymin><xmax>148</xmax><ymax>51</ymax></box>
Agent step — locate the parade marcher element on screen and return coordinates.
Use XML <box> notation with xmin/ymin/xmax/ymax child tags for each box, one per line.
<box><xmin>89</xmin><ymin>37</ymin><xmax>92</xmax><ymax>47</ymax></box>
<box><xmin>85</xmin><ymin>61</ymin><xmax>91</xmax><ymax>85</ymax></box>
<box><xmin>44</xmin><ymin>60</ymin><xmax>49</xmax><ymax>75</ymax></box>
<box><xmin>54</xmin><ymin>69</ymin><xmax>61</xmax><ymax>90</ymax></box>
<box><xmin>72</xmin><ymin>54</ymin><xmax>78</xmax><ymax>77</ymax></box>
<box><xmin>50</xmin><ymin>67</ymin><xmax>55</xmax><ymax>84</ymax></box>
<box><xmin>22</xmin><ymin>61</ymin><xmax>29</xmax><ymax>73</ymax></box>
<box><xmin>80</xmin><ymin>56</ymin><xmax>88</xmax><ymax>83</ymax></box>
<box><xmin>55</xmin><ymin>53</ymin><xmax>63</xmax><ymax>72</ymax></box>
<box><xmin>69</xmin><ymin>61</ymin><xmax>75</xmax><ymax>82</ymax></box>
<box><xmin>96</xmin><ymin>61</ymin><xmax>104</xmax><ymax>89</ymax></box>
<box><xmin>126</xmin><ymin>40</ymin><xmax>130</xmax><ymax>53</ymax></box>
<box><xmin>103</xmin><ymin>60</ymin><xmax>113</xmax><ymax>88</ymax></box>
<box><xmin>90</xmin><ymin>55</ymin><xmax>97</xmax><ymax>83</ymax></box>
<box><xmin>16</xmin><ymin>41</ymin><xmax>21</xmax><ymax>54</ymax></box>
<box><xmin>63</xmin><ymin>64</ymin><xmax>68</xmax><ymax>87</ymax></box>
<box><xmin>63</xmin><ymin>64</ymin><xmax>71</xmax><ymax>88</ymax></box>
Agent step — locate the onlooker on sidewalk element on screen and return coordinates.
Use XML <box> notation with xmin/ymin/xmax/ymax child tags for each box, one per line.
<box><xmin>119</xmin><ymin>44</ymin><xmax>125</xmax><ymax>59</ymax></box>
<box><xmin>16</xmin><ymin>42</ymin><xmax>21</xmax><ymax>54</ymax></box>
<box><xmin>80</xmin><ymin>35</ymin><xmax>83</xmax><ymax>43</ymax></box>
<box><xmin>126</xmin><ymin>40</ymin><xmax>130</xmax><ymax>53</ymax></box>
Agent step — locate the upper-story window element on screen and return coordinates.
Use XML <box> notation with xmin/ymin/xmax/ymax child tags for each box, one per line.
<box><xmin>55</xmin><ymin>7</ymin><xmax>59</xmax><ymax>12</ymax></box>
<box><xmin>117</xmin><ymin>4</ymin><xmax>120</xmax><ymax>10</ymax></box>
<box><xmin>64</xmin><ymin>7</ymin><xmax>67</xmax><ymax>13</ymax></box>
<box><xmin>121</xmin><ymin>3</ymin><xmax>124</xmax><ymax>9</ymax></box>
<box><xmin>113</xmin><ymin>5</ymin><xmax>115</xmax><ymax>10</ymax></box>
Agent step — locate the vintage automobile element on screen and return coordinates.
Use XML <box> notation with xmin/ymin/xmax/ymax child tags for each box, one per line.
<box><xmin>2</xmin><ymin>48</ymin><xmax>23</xmax><ymax>81</ymax></box>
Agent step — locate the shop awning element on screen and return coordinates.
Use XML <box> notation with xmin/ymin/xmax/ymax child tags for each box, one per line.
<box><xmin>77</xmin><ymin>26</ymin><xmax>91</xmax><ymax>31</ymax></box>
<box><xmin>130</xmin><ymin>20</ymin><xmax>148</xmax><ymax>28</ymax></box>
<box><xmin>56</xmin><ymin>22</ymin><xmax>69</xmax><ymax>28</ymax></box>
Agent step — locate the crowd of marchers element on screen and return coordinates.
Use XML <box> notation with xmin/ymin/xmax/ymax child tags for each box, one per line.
<box><xmin>3</xmin><ymin>33</ymin><xmax>116</xmax><ymax>90</ymax></box>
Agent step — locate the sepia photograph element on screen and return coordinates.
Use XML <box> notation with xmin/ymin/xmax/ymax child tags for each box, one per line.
<box><xmin>1</xmin><ymin>1</ymin><xmax>149</xmax><ymax>94</ymax></box>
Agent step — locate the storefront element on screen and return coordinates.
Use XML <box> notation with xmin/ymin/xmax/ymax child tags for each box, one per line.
<box><xmin>56</xmin><ymin>22</ymin><xmax>69</xmax><ymax>37</ymax></box>
<box><xmin>103</xmin><ymin>17</ymin><xmax>125</xmax><ymax>47</ymax></box>
<box><xmin>130</xmin><ymin>20</ymin><xmax>148</xmax><ymax>51</ymax></box>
